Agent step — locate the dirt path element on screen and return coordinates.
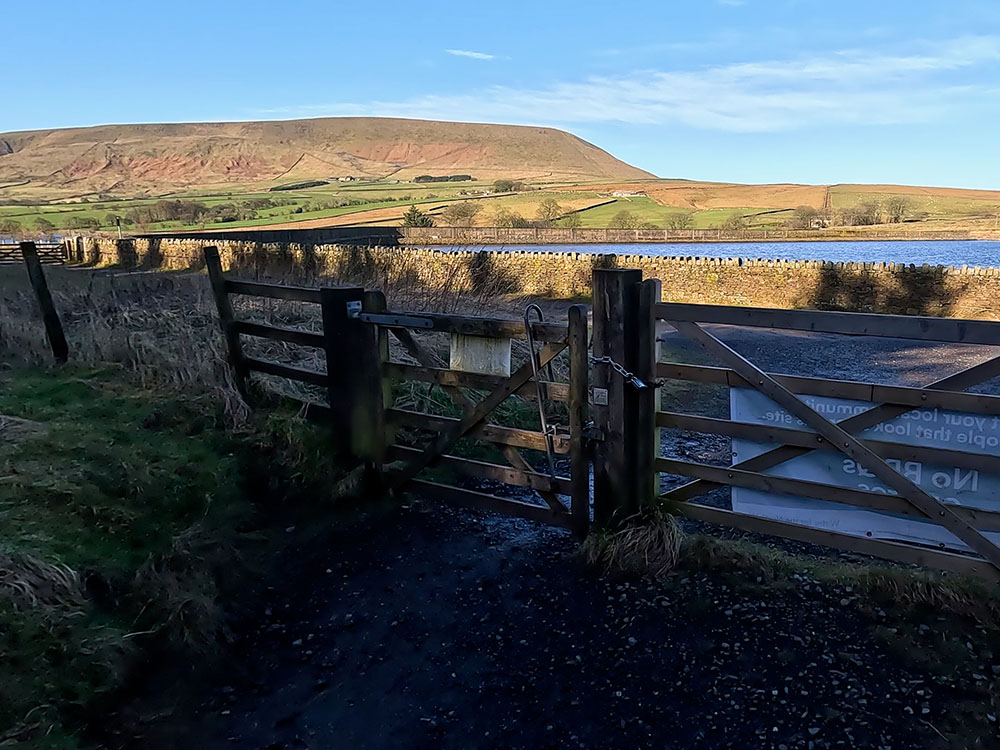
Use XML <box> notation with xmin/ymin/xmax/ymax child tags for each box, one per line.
<box><xmin>112</xmin><ymin>503</ymin><xmax>995</xmax><ymax>750</ymax></box>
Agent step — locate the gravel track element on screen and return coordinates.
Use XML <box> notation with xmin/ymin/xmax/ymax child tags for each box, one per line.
<box><xmin>114</xmin><ymin>505</ymin><xmax>997</xmax><ymax>750</ymax></box>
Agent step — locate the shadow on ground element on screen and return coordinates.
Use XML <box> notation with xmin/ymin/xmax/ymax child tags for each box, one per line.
<box><xmin>102</xmin><ymin>502</ymin><xmax>993</xmax><ymax>750</ymax></box>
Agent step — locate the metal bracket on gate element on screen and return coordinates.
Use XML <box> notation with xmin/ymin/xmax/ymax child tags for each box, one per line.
<box><xmin>358</xmin><ymin>312</ymin><xmax>434</xmax><ymax>329</ymax></box>
<box><xmin>583</xmin><ymin>421</ymin><xmax>605</xmax><ymax>442</ymax></box>
<box><xmin>346</xmin><ymin>300</ymin><xmax>362</xmax><ymax>319</ymax></box>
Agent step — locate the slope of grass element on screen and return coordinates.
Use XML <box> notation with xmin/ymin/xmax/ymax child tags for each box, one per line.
<box><xmin>0</xmin><ymin>367</ymin><xmax>347</xmax><ymax>747</ymax></box>
<box><xmin>570</xmin><ymin>196</ymin><xmax>787</xmax><ymax>229</ymax></box>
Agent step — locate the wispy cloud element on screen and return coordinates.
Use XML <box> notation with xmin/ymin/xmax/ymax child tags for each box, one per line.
<box><xmin>262</xmin><ymin>36</ymin><xmax>1000</xmax><ymax>133</ymax></box>
<box><xmin>445</xmin><ymin>49</ymin><xmax>495</xmax><ymax>60</ymax></box>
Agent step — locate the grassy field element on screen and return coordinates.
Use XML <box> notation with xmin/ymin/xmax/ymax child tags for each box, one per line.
<box><xmin>3</xmin><ymin>178</ymin><xmax>1000</xmax><ymax>239</ymax></box>
<box><xmin>567</xmin><ymin>196</ymin><xmax>788</xmax><ymax>229</ymax></box>
<box><xmin>0</xmin><ymin>182</ymin><xmax>492</xmax><ymax>234</ymax></box>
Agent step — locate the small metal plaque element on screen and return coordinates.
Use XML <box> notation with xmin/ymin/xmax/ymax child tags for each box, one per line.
<box><xmin>592</xmin><ymin>387</ymin><xmax>609</xmax><ymax>406</ymax></box>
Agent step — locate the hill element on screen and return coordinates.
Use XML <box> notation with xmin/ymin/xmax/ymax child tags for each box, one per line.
<box><xmin>0</xmin><ymin>117</ymin><xmax>654</xmax><ymax>200</ymax></box>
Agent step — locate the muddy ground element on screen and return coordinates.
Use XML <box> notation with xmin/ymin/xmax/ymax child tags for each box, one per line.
<box><xmin>111</xmin><ymin>504</ymin><xmax>997</xmax><ymax>750</ymax></box>
<box><xmin>107</xmin><ymin>325</ymin><xmax>1000</xmax><ymax>749</ymax></box>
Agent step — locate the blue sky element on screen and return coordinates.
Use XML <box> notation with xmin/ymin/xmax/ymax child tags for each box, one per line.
<box><xmin>4</xmin><ymin>0</ymin><xmax>1000</xmax><ymax>188</ymax></box>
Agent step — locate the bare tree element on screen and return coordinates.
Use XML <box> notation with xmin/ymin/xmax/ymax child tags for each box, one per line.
<box><xmin>609</xmin><ymin>210</ymin><xmax>640</xmax><ymax>229</ymax></box>
<box><xmin>840</xmin><ymin>200</ymin><xmax>882</xmax><ymax>226</ymax></box>
<box><xmin>0</xmin><ymin>219</ymin><xmax>23</xmax><ymax>238</ymax></box>
<box><xmin>665</xmin><ymin>212</ymin><xmax>693</xmax><ymax>230</ymax></box>
<box><xmin>790</xmin><ymin>205</ymin><xmax>822</xmax><ymax>229</ymax></box>
<box><xmin>561</xmin><ymin>212</ymin><xmax>582</xmax><ymax>228</ymax></box>
<box><xmin>492</xmin><ymin>207</ymin><xmax>531</xmax><ymax>228</ymax></box>
<box><xmin>720</xmin><ymin>212</ymin><xmax>747</xmax><ymax>231</ymax></box>
<box><xmin>440</xmin><ymin>201</ymin><xmax>482</xmax><ymax>227</ymax></box>
<box><xmin>883</xmin><ymin>196</ymin><xmax>911</xmax><ymax>224</ymax></box>
<box><xmin>535</xmin><ymin>198</ymin><xmax>564</xmax><ymax>222</ymax></box>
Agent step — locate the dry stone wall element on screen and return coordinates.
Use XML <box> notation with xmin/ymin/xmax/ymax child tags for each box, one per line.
<box><xmin>77</xmin><ymin>236</ymin><xmax>1000</xmax><ymax>319</ymax></box>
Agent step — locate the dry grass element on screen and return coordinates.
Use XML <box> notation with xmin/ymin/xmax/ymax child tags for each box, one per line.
<box><xmin>678</xmin><ymin>533</ymin><xmax>1000</xmax><ymax>625</ymax></box>
<box><xmin>0</xmin><ymin>252</ymin><xmax>531</xmax><ymax>422</ymax></box>
<box><xmin>581</xmin><ymin>510</ymin><xmax>684</xmax><ymax>578</ymax></box>
<box><xmin>0</xmin><ymin>268</ymin><xmax>249</xmax><ymax>424</ymax></box>
<box><xmin>0</xmin><ymin>549</ymin><xmax>86</xmax><ymax>614</ymax></box>
<box><xmin>131</xmin><ymin>521</ymin><xmax>229</xmax><ymax>652</ymax></box>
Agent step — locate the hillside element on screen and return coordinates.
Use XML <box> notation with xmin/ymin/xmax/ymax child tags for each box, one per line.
<box><xmin>0</xmin><ymin>117</ymin><xmax>654</xmax><ymax>200</ymax></box>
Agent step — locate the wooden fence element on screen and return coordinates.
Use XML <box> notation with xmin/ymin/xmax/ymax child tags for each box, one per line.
<box><xmin>203</xmin><ymin>245</ymin><xmax>1000</xmax><ymax>581</ymax></box>
<box><xmin>0</xmin><ymin>242</ymin><xmax>67</xmax><ymax>265</ymax></box>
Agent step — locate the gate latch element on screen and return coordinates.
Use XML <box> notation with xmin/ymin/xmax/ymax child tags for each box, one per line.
<box><xmin>583</xmin><ymin>422</ymin><xmax>605</xmax><ymax>442</ymax></box>
<box><xmin>346</xmin><ymin>300</ymin><xmax>362</xmax><ymax>319</ymax></box>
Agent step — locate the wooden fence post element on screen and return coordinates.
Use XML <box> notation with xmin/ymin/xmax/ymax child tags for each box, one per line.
<box><xmin>568</xmin><ymin>304</ymin><xmax>590</xmax><ymax>536</ymax></box>
<box><xmin>591</xmin><ymin>268</ymin><xmax>643</xmax><ymax>527</ymax></box>
<box><xmin>20</xmin><ymin>242</ymin><xmax>68</xmax><ymax>364</ymax></box>
<box><xmin>204</xmin><ymin>246</ymin><xmax>250</xmax><ymax>399</ymax></box>
<box><xmin>361</xmin><ymin>290</ymin><xmax>388</xmax><ymax>492</ymax></box>
<box><xmin>635</xmin><ymin>278</ymin><xmax>660</xmax><ymax>507</ymax></box>
<box><xmin>320</xmin><ymin>286</ymin><xmax>367</xmax><ymax>458</ymax></box>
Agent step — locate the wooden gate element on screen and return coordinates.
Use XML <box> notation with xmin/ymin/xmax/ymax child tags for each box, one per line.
<box><xmin>205</xmin><ymin>245</ymin><xmax>1000</xmax><ymax>581</ymax></box>
<box><xmin>592</xmin><ymin>266</ymin><xmax>1000</xmax><ymax>581</ymax></box>
<box><xmin>204</xmin><ymin>247</ymin><xmax>591</xmax><ymax>536</ymax></box>
<box><xmin>1</xmin><ymin>242</ymin><xmax>67</xmax><ymax>265</ymax></box>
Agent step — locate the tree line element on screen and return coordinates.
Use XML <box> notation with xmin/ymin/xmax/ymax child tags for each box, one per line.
<box><xmin>400</xmin><ymin>195</ymin><xmax>926</xmax><ymax>232</ymax></box>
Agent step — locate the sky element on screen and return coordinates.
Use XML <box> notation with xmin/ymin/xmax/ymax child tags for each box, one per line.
<box><xmin>4</xmin><ymin>0</ymin><xmax>1000</xmax><ymax>189</ymax></box>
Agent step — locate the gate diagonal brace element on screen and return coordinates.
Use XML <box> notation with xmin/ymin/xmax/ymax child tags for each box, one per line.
<box><xmin>387</xmin><ymin>341</ymin><xmax>568</xmax><ymax>495</ymax></box>
<box><xmin>387</xmin><ymin>327</ymin><xmax>568</xmax><ymax>512</ymax></box>
<box><xmin>663</xmin><ymin>342</ymin><xmax>1000</xmax><ymax>505</ymax></box>
<box><xmin>664</xmin><ymin>318</ymin><xmax>1000</xmax><ymax>572</ymax></box>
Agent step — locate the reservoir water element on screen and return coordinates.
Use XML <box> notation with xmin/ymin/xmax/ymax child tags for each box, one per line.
<box><xmin>440</xmin><ymin>240</ymin><xmax>1000</xmax><ymax>267</ymax></box>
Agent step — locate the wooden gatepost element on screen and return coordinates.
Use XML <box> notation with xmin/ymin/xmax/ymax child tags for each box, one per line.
<box><xmin>590</xmin><ymin>268</ymin><xmax>660</xmax><ymax>527</ymax></box>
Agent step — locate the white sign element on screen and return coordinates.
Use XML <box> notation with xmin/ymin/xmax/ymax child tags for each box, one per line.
<box><xmin>729</xmin><ymin>387</ymin><xmax>1000</xmax><ymax>551</ymax></box>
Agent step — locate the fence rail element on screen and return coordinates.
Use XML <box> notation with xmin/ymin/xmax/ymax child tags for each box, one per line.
<box><xmin>1</xmin><ymin>242</ymin><xmax>67</xmax><ymax>265</ymax></box>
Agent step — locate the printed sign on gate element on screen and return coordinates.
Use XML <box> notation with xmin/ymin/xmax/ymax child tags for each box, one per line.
<box><xmin>729</xmin><ymin>387</ymin><xmax>1000</xmax><ymax>551</ymax></box>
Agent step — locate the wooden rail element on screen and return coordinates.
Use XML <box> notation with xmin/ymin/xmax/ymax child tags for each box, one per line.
<box><xmin>656</xmin><ymin>302</ymin><xmax>1000</xmax><ymax>345</ymax></box>
<box><xmin>1</xmin><ymin>242</ymin><xmax>66</xmax><ymax>265</ymax></box>
<box><xmin>657</xmin><ymin>362</ymin><xmax>1000</xmax><ymax>415</ymax></box>
<box><xmin>652</xmin><ymin>299</ymin><xmax>1000</xmax><ymax>580</ymax></box>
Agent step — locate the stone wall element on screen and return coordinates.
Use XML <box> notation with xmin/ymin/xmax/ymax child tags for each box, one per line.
<box><xmin>76</xmin><ymin>236</ymin><xmax>1000</xmax><ymax>319</ymax></box>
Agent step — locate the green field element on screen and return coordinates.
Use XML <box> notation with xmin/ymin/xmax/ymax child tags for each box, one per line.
<box><xmin>829</xmin><ymin>188</ymin><xmax>1000</xmax><ymax>221</ymax></box>
<box><xmin>4</xmin><ymin>178</ymin><xmax>1000</xmax><ymax>236</ymax></box>
<box><xmin>0</xmin><ymin>181</ymin><xmax>491</xmax><ymax>234</ymax></box>
<box><xmin>569</xmin><ymin>196</ymin><xmax>790</xmax><ymax>229</ymax></box>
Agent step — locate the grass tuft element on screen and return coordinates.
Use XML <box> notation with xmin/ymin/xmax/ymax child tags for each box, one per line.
<box><xmin>0</xmin><ymin>549</ymin><xmax>86</xmax><ymax>614</ymax></box>
<box><xmin>581</xmin><ymin>510</ymin><xmax>684</xmax><ymax>578</ymax></box>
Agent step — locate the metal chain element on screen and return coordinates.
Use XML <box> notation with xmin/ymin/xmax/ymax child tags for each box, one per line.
<box><xmin>591</xmin><ymin>355</ymin><xmax>667</xmax><ymax>390</ymax></box>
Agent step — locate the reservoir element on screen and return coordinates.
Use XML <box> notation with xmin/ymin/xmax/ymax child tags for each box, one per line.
<box><xmin>439</xmin><ymin>240</ymin><xmax>1000</xmax><ymax>267</ymax></box>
